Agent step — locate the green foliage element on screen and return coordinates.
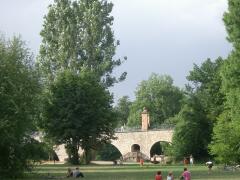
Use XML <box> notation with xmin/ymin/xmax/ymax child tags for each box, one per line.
<box><xmin>42</xmin><ymin>70</ymin><xmax>117</xmax><ymax>164</ymax></box>
<box><xmin>95</xmin><ymin>143</ymin><xmax>121</xmax><ymax>161</ymax></box>
<box><xmin>187</xmin><ymin>57</ymin><xmax>225</xmax><ymax>122</ymax></box>
<box><xmin>39</xmin><ymin>135</ymin><xmax>59</xmax><ymax>161</ymax></box>
<box><xmin>223</xmin><ymin>0</ymin><xmax>240</xmax><ymax>51</ymax></box>
<box><xmin>0</xmin><ymin>36</ymin><xmax>41</xmax><ymax>178</ymax></box>
<box><xmin>209</xmin><ymin>111</ymin><xmax>240</xmax><ymax>164</ymax></box>
<box><xmin>210</xmin><ymin>54</ymin><xmax>240</xmax><ymax>164</ymax></box>
<box><xmin>38</xmin><ymin>0</ymin><xmax>126</xmax><ymax>165</ymax></box>
<box><xmin>128</xmin><ymin>73</ymin><xmax>184</xmax><ymax>127</ymax></box>
<box><xmin>181</xmin><ymin>58</ymin><xmax>225</xmax><ymax>160</ymax></box>
<box><xmin>209</xmin><ymin>0</ymin><xmax>240</xmax><ymax>164</ymax></box>
<box><xmin>22</xmin><ymin>139</ymin><xmax>49</xmax><ymax>162</ymax></box>
<box><xmin>38</xmin><ymin>0</ymin><xmax>126</xmax><ymax>86</ymax></box>
<box><xmin>172</xmin><ymin>96</ymin><xmax>211</xmax><ymax>160</ymax></box>
<box><xmin>114</xmin><ymin>96</ymin><xmax>132</xmax><ymax>127</ymax></box>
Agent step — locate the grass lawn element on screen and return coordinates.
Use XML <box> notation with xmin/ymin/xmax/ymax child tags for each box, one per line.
<box><xmin>16</xmin><ymin>163</ymin><xmax>240</xmax><ymax>180</ymax></box>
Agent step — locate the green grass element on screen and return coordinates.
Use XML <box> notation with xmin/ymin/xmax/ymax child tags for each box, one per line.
<box><xmin>16</xmin><ymin>163</ymin><xmax>240</xmax><ymax>180</ymax></box>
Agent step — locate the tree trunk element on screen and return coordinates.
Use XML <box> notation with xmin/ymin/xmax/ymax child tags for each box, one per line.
<box><xmin>66</xmin><ymin>141</ymin><xmax>80</xmax><ymax>165</ymax></box>
<box><xmin>84</xmin><ymin>148</ymin><xmax>91</xmax><ymax>164</ymax></box>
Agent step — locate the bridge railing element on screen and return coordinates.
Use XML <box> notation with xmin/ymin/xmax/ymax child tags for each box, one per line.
<box><xmin>115</xmin><ymin>124</ymin><xmax>174</xmax><ymax>133</ymax></box>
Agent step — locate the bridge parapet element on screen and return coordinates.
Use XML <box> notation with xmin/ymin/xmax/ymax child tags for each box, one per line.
<box><xmin>115</xmin><ymin>125</ymin><xmax>174</xmax><ymax>133</ymax></box>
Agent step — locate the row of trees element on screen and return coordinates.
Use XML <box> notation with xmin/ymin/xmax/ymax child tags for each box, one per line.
<box><xmin>173</xmin><ymin>0</ymin><xmax>240</xmax><ymax>163</ymax></box>
<box><xmin>115</xmin><ymin>0</ymin><xmax>240</xmax><ymax>164</ymax></box>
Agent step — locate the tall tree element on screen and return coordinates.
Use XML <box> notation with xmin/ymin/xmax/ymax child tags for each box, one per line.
<box><xmin>209</xmin><ymin>0</ymin><xmax>240</xmax><ymax>164</ymax></box>
<box><xmin>0</xmin><ymin>36</ymin><xmax>40</xmax><ymax>178</ymax></box>
<box><xmin>173</xmin><ymin>58</ymin><xmax>225</xmax><ymax>160</ymax></box>
<box><xmin>38</xmin><ymin>0</ymin><xmax>126</xmax><ymax>86</ymax></box>
<box><xmin>42</xmin><ymin>70</ymin><xmax>117</xmax><ymax>164</ymax></box>
<box><xmin>128</xmin><ymin>73</ymin><xmax>184</xmax><ymax>127</ymax></box>
<box><xmin>171</xmin><ymin>95</ymin><xmax>211</xmax><ymax>160</ymax></box>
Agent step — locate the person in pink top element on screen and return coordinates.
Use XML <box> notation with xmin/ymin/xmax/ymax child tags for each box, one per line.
<box><xmin>181</xmin><ymin>167</ymin><xmax>191</xmax><ymax>180</ymax></box>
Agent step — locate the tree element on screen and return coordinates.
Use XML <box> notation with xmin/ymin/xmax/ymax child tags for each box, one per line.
<box><xmin>38</xmin><ymin>0</ymin><xmax>126</xmax><ymax>86</ymax></box>
<box><xmin>172</xmin><ymin>57</ymin><xmax>225</xmax><ymax>161</ymax></box>
<box><xmin>210</xmin><ymin>54</ymin><xmax>240</xmax><ymax>163</ymax></box>
<box><xmin>42</xmin><ymin>70</ymin><xmax>117</xmax><ymax>164</ymax></box>
<box><xmin>0</xmin><ymin>36</ymin><xmax>41</xmax><ymax>178</ymax></box>
<box><xmin>128</xmin><ymin>73</ymin><xmax>184</xmax><ymax>127</ymax></box>
<box><xmin>171</xmin><ymin>95</ymin><xmax>211</xmax><ymax>160</ymax></box>
<box><xmin>187</xmin><ymin>57</ymin><xmax>225</xmax><ymax>122</ymax></box>
<box><xmin>209</xmin><ymin>0</ymin><xmax>240</xmax><ymax>164</ymax></box>
<box><xmin>114</xmin><ymin>96</ymin><xmax>132</xmax><ymax>127</ymax></box>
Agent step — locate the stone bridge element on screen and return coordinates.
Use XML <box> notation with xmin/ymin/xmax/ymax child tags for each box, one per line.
<box><xmin>55</xmin><ymin>129</ymin><xmax>173</xmax><ymax>162</ymax></box>
<box><xmin>55</xmin><ymin>108</ymin><xmax>174</xmax><ymax>161</ymax></box>
<box><xmin>112</xmin><ymin>129</ymin><xmax>173</xmax><ymax>160</ymax></box>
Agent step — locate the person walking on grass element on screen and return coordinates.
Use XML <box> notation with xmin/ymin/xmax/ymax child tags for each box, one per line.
<box><xmin>190</xmin><ymin>155</ymin><xmax>194</xmax><ymax>166</ymax></box>
<box><xmin>155</xmin><ymin>171</ymin><xmax>163</xmax><ymax>180</ymax></box>
<box><xmin>206</xmin><ymin>161</ymin><xmax>213</xmax><ymax>174</ymax></box>
<box><xmin>181</xmin><ymin>167</ymin><xmax>191</xmax><ymax>180</ymax></box>
<box><xmin>166</xmin><ymin>171</ymin><xmax>174</xmax><ymax>180</ymax></box>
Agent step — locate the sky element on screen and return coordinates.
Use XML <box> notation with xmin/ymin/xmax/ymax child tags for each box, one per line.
<box><xmin>0</xmin><ymin>0</ymin><xmax>232</xmax><ymax>102</ymax></box>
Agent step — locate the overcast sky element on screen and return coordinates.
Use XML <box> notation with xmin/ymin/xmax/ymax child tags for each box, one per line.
<box><xmin>0</xmin><ymin>0</ymin><xmax>232</xmax><ymax>102</ymax></box>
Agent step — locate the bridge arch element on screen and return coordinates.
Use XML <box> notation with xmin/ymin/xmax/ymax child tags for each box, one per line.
<box><xmin>131</xmin><ymin>144</ymin><xmax>140</xmax><ymax>152</ymax></box>
<box><xmin>150</xmin><ymin>141</ymin><xmax>171</xmax><ymax>157</ymax></box>
<box><xmin>94</xmin><ymin>143</ymin><xmax>122</xmax><ymax>161</ymax></box>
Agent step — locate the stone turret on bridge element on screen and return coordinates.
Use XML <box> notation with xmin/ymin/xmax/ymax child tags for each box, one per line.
<box><xmin>141</xmin><ymin>107</ymin><xmax>150</xmax><ymax>131</ymax></box>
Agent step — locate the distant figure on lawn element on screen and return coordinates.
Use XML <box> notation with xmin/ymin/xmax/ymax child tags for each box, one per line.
<box><xmin>181</xmin><ymin>167</ymin><xmax>191</xmax><ymax>180</ymax></box>
<box><xmin>73</xmin><ymin>167</ymin><xmax>84</xmax><ymax>178</ymax></box>
<box><xmin>189</xmin><ymin>155</ymin><xmax>194</xmax><ymax>165</ymax></box>
<box><xmin>206</xmin><ymin>161</ymin><xmax>213</xmax><ymax>174</ymax></box>
<box><xmin>155</xmin><ymin>171</ymin><xmax>163</xmax><ymax>180</ymax></box>
<box><xmin>140</xmin><ymin>158</ymin><xmax>144</xmax><ymax>166</ymax></box>
<box><xmin>166</xmin><ymin>171</ymin><xmax>174</xmax><ymax>180</ymax></box>
<box><xmin>66</xmin><ymin>168</ymin><xmax>73</xmax><ymax>177</ymax></box>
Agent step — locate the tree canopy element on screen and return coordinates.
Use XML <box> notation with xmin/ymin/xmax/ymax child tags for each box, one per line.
<box><xmin>187</xmin><ymin>57</ymin><xmax>225</xmax><ymax>122</ymax></box>
<box><xmin>42</xmin><ymin>70</ymin><xmax>117</xmax><ymax>164</ymax></box>
<box><xmin>128</xmin><ymin>73</ymin><xmax>184</xmax><ymax>127</ymax></box>
<box><xmin>38</xmin><ymin>0</ymin><xmax>126</xmax><ymax>86</ymax></box>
